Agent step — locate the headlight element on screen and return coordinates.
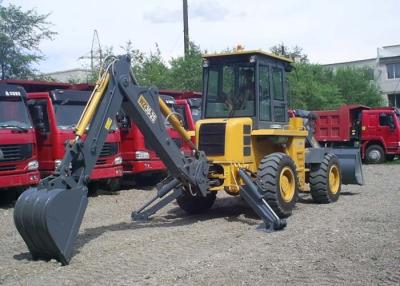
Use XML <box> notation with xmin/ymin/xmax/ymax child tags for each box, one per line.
<box><xmin>54</xmin><ymin>159</ymin><xmax>62</xmax><ymax>170</ymax></box>
<box><xmin>135</xmin><ymin>151</ymin><xmax>150</xmax><ymax>160</ymax></box>
<box><xmin>114</xmin><ymin>156</ymin><xmax>123</xmax><ymax>165</ymax></box>
<box><xmin>27</xmin><ymin>160</ymin><xmax>39</xmax><ymax>171</ymax></box>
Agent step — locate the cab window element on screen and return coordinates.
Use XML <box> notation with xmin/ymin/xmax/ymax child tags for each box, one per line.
<box><xmin>259</xmin><ymin>65</ymin><xmax>271</xmax><ymax>121</ymax></box>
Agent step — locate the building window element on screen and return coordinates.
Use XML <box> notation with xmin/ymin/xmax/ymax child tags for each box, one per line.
<box><xmin>388</xmin><ymin>94</ymin><xmax>400</xmax><ymax>108</ymax></box>
<box><xmin>387</xmin><ymin>63</ymin><xmax>400</xmax><ymax>79</ymax></box>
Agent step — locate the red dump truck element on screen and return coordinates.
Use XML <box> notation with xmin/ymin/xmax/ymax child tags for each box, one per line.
<box><xmin>314</xmin><ymin>105</ymin><xmax>400</xmax><ymax>163</ymax></box>
<box><xmin>0</xmin><ymin>84</ymin><xmax>40</xmax><ymax>194</ymax></box>
<box><xmin>1</xmin><ymin>80</ymin><xmax>123</xmax><ymax>191</ymax></box>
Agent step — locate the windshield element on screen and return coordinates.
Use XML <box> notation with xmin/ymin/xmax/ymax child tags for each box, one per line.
<box><xmin>54</xmin><ymin>102</ymin><xmax>85</xmax><ymax>129</ymax></box>
<box><xmin>204</xmin><ymin>63</ymin><xmax>255</xmax><ymax>118</ymax></box>
<box><xmin>191</xmin><ymin>107</ymin><xmax>201</xmax><ymax>122</ymax></box>
<box><xmin>0</xmin><ymin>96</ymin><xmax>32</xmax><ymax>129</ymax></box>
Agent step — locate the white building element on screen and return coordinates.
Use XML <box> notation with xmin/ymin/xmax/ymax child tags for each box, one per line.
<box><xmin>45</xmin><ymin>69</ymin><xmax>91</xmax><ymax>83</ymax></box>
<box><xmin>324</xmin><ymin>45</ymin><xmax>400</xmax><ymax>107</ymax></box>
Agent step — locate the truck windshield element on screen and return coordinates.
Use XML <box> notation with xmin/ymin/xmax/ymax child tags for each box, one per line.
<box><xmin>204</xmin><ymin>63</ymin><xmax>255</xmax><ymax>118</ymax></box>
<box><xmin>53</xmin><ymin>102</ymin><xmax>85</xmax><ymax>129</ymax></box>
<box><xmin>0</xmin><ymin>96</ymin><xmax>32</xmax><ymax>130</ymax></box>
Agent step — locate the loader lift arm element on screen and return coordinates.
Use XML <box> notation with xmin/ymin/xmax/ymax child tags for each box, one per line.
<box><xmin>14</xmin><ymin>55</ymin><xmax>285</xmax><ymax>265</ymax></box>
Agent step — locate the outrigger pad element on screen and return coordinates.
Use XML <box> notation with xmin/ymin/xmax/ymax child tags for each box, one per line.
<box><xmin>14</xmin><ymin>186</ymin><xmax>88</xmax><ymax>265</ymax></box>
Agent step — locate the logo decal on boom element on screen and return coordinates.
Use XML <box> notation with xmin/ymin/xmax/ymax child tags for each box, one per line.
<box><xmin>138</xmin><ymin>95</ymin><xmax>157</xmax><ymax>123</ymax></box>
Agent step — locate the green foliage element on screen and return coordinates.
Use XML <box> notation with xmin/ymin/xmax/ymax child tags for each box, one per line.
<box><xmin>168</xmin><ymin>42</ymin><xmax>203</xmax><ymax>91</ymax></box>
<box><xmin>288</xmin><ymin>63</ymin><xmax>382</xmax><ymax>110</ymax></box>
<box><xmin>0</xmin><ymin>2</ymin><xmax>56</xmax><ymax>79</ymax></box>
<box><xmin>288</xmin><ymin>63</ymin><xmax>342</xmax><ymax>109</ymax></box>
<box><xmin>270</xmin><ymin>43</ymin><xmax>309</xmax><ymax>63</ymax></box>
<box><xmin>333</xmin><ymin>67</ymin><xmax>383</xmax><ymax>107</ymax></box>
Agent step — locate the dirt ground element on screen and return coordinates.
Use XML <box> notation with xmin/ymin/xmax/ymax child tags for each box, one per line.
<box><xmin>0</xmin><ymin>164</ymin><xmax>399</xmax><ymax>285</ymax></box>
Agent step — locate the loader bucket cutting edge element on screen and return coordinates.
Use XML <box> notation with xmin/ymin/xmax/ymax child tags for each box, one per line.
<box><xmin>14</xmin><ymin>186</ymin><xmax>88</xmax><ymax>265</ymax></box>
<box><xmin>329</xmin><ymin>148</ymin><xmax>364</xmax><ymax>185</ymax></box>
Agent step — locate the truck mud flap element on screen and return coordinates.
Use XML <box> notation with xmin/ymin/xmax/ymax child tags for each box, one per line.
<box><xmin>329</xmin><ymin>148</ymin><xmax>364</xmax><ymax>185</ymax></box>
<box><xmin>14</xmin><ymin>186</ymin><xmax>88</xmax><ymax>265</ymax></box>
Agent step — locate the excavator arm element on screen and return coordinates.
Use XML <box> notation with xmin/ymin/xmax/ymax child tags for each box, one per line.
<box><xmin>14</xmin><ymin>55</ymin><xmax>210</xmax><ymax>265</ymax></box>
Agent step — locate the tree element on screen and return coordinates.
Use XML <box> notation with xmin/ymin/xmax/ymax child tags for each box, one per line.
<box><xmin>333</xmin><ymin>67</ymin><xmax>383</xmax><ymax>107</ymax></box>
<box><xmin>270</xmin><ymin>43</ymin><xmax>308</xmax><ymax>63</ymax></box>
<box><xmin>288</xmin><ymin>63</ymin><xmax>343</xmax><ymax>110</ymax></box>
<box><xmin>168</xmin><ymin>42</ymin><xmax>203</xmax><ymax>91</ymax></box>
<box><xmin>0</xmin><ymin>2</ymin><xmax>56</xmax><ymax>79</ymax></box>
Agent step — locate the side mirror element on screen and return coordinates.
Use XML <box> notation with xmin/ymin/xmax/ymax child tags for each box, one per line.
<box><xmin>389</xmin><ymin>122</ymin><xmax>395</xmax><ymax>130</ymax></box>
<box><xmin>32</xmin><ymin>105</ymin><xmax>47</xmax><ymax>134</ymax></box>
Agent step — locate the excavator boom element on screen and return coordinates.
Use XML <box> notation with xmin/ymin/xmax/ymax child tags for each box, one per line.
<box><xmin>14</xmin><ymin>55</ymin><xmax>210</xmax><ymax>264</ymax></box>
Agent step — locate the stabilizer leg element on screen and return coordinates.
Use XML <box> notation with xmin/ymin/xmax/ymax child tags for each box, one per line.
<box><xmin>132</xmin><ymin>178</ymin><xmax>183</xmax><ymax>221</ymax></box>
<box><xmin>237</xmin><ymin>169</ymin><xmax>287</xmax><ymax>232</ymax></box>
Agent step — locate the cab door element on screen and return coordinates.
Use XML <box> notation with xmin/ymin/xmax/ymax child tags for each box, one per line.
<box><xmin>378</xmin><ymin>112</ymin><xmax>398</xmax><ymax>152</ymax></box>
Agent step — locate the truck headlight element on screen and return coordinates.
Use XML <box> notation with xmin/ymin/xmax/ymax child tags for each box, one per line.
<box><xmin>54</xmin><ymin>159</ymin><xmax>62</xmax><ymax>170</ymax></box>
<box><xmin>114</xmin><ymin>156</ymin><xmax>123</xmax><ymax>165</ymax></box>
<box><xmin>135</xmin><ymin>151</ymin><xmax>150</xmax><ymax>160</ymax></box>
<box><xmin>27</xmin><ymin>160</ymin><xmax>39</xmax><ymax>171</ymax></box>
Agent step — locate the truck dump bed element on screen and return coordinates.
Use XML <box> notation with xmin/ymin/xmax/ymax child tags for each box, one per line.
<box><xmin>314</xmin><ymin>105</ymin><xmax>370</xmax><ymax>142</ymax></box>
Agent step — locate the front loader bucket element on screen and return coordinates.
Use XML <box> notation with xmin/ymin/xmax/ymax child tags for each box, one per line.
<box><xmin>14</xmin><ymin>186</ymin><xmax>88</xmax><ymax>265</ymax></box>
<box><xmin>329</xmin><ymin>148</ymin><xmax>364</xmax><ymax>185</ymax></box>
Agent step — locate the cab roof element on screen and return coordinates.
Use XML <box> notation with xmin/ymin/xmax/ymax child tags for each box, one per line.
<box><xmin>203</xmin><ymin>49</ymin><xmax>293</xmax><ymax>63</ymax></box>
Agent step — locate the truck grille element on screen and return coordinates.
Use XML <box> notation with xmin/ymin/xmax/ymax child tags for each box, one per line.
<box><xmin>99</xmin><ymin>142</ymin><xmax>118</xmax><ymax>158</ymax></box>
<box><xmin>0</xmin><ymin>144</ymin><xmax>32</xmax><ymax>163</ymax></box>
<box><xmin>198</xmin><ymin>123</ymin><xmax>226</xmax><ymax>156</ymax></box>
<box><xmin>0</xmin><ymin>164</ymin><xmax>17</xmax><ymax>172</ymax></box>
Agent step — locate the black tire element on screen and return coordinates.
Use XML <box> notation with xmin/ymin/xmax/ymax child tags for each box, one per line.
<box><xmin>256</xmin><ymin>153</ymin><xmax>299</xmax><ymax>218</ymax></box>
<box><xmin>176</xmin><ymin>191</ymin><xmax>216</xmax><ymax>214</ymax></box>
<box><xmin>365</xmin><ymin>144</ymin><xmax>385</xmax><ymax>164</ymax></box>
<box><xmin>103</xmin><ymin>178</ymin><xmax>121</xmax><ymax>192</ymax></box>
<box><xmin>309</xmin><ymin>153</ymin><xmax>341</xmax><ymax>204</ymax></box>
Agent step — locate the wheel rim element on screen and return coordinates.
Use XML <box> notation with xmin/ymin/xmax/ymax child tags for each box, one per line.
<box><xmin>328</xmin><ymin>165</ymin><xmax>340</xmax><ymax>194</ymax></box>
<box><xmin>279</xmin><ymin>166</ymin><xmax>296</xmax><ymax>203</ymax></box>
<box><xmin>368</xmin><ymin>149</ymin><xmax>381</xmax><ymax>161</ymax></box>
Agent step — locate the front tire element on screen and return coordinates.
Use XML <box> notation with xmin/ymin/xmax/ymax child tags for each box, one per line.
<box><xmin>309</xmin><ymin>153</ymin><xmax>341</xmax><ymax>203</ymax></box>
<box><xmin>256</xmin><ymin>153</ymin><xmax>299</xmax><ymax>218</ymax></box>
<box><xmin>176</xmin><ymin>191</ymin><xmax>216</xmax><ymax>214</ymax></box>
<box><xmin>365</xmin><ymin>144</ymin><xmax>385</xmax><ymax>164</ymax></box>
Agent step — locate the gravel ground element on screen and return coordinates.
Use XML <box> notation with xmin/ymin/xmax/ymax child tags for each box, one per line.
<box><xmin>0</xmin><ymin>164</ymin><xmax>399</xmax><ymax>285</ymax></box>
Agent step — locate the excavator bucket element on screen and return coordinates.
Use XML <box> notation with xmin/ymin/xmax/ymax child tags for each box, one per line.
<box><xmin>14</xmin><ymin>186</ymin><xmax>88</xmax><ymax>265</ymax></box>
<box><xmin>329</xmin><ymin>148</ymin><xmax>364</xmax><ymax>185</ymax></box>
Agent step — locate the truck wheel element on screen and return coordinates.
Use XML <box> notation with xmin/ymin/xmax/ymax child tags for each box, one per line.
<box><xmin>365</xmin><ymin>145</ymin><xmax>385</xmax><ymax>164</ymax></box>
<box><xmin>103</xmin><ymin>178</ymin><xmax>121</xmax><ymax>192</ymax></box>
<box><xmin>309</xmin><ymin>153</ymin><xmax>341</xmax><ymax>203</ymax></box>
<box><xmin>176</xmin><ymin>191</ymin><xmax>216</xmax><ymax>214</ymax></box>
<box><xmin>256</xmin><ymin>153</ymin><xmax>299</xmax><ymax>218</ymax></box>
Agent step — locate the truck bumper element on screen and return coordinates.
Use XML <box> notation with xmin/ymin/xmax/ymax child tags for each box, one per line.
<box><xmin>0</xmin><ymin>170</ymin><xmax>40</xmax><ymax>189</ymax></box>
<box><xmin>90</xmin><ymin>165</ymin><xmax>123</xmax><ymax>180</ymax></box>
<box><xmin>386</xmin><ymin>146</ymin><xmax>400</xmax><ymax>154</ymax></box>
<box><xmin>123</xmin><ymin>160</ymin><xmax>166</xmax><ymax>175</ymax></box>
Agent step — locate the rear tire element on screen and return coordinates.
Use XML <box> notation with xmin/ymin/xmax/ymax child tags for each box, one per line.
<box><xmin>256</xmin><ymin>153</ymin><xmax>299</xmax><ymax>218</ymax></box>
<box><xmin>309</xmin><ymin>153</ymin><xmax>341</xmax><ymax>203</ymax></box>
<box><xmin>365</xmin><ymin>144</ymin><xmax>385</xmax><ymax>164</ymax></box>
<box><xmin>176</xmin><ymin>191</ymin><xmax>216</xmax><ymax>214</ymax></box>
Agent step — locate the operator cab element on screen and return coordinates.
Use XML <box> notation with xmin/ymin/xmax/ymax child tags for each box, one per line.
<box><xmin>202</xmin><ymin>50</ymin><xmax>293</xmax><ymax>129</ymax></box>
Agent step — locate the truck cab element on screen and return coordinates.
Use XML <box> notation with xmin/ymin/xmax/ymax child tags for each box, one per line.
<box><xmin>117</xmin><ymin>95</ymin><xmax>182</xmax><ymax>179</ymax></box>
<box><xmin>0</xmin><ymin>84</ymin><xmax>40</xmax><ymax>193</ymax></box>
<box><xmin>27</xmin><ymin>89</ymin><xmax>123</xmax><ymax>190</ymax></box>
<box><xmin>361</xmin><ymin>107</ymin><xmax>400</xmax><ymax>162</ymax></box>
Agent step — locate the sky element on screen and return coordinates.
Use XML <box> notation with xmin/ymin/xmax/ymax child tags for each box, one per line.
<box><xmin>5</xmin><ymin>0</ymin><xmax>400</xmax><ymax>73</ymax></box>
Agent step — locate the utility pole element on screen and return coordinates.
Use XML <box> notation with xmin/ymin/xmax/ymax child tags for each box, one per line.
<box><xmin>183</xmin><ymin>0</ymin><xmax>189</xmax><ymax>58</ymax></box>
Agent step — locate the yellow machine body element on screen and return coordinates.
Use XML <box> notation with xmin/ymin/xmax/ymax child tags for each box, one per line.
<box><xmin>195</xmin><ymin>117</ymin><xmax>308</xmax><ymax>195</ymax></box>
